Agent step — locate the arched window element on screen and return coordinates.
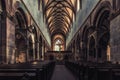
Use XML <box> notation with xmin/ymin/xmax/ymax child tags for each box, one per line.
<box><xmin>77</xmin><ymin>0</ymin><xmax>80</xmax><ymax>11</ymax></box>
<box><xmin>38</xmin><ymin>0</ymin><xmax>42</xmax><ymax>12</ymax></box>
<box><xmin>54</xmin><ymin>39</ymin><xmax>62</xmax><ymax>51</ymax></box>
<box><xmin>54</xmin><ymin>39</ymin><xmax>63</xmax><ymax>51</ymax></box>
<box><xmin>52</xmin><ymin>34</ymin><xmax>65</xmax><ymax>51</ymax></box>
<box><xmin>77</xmin><ymin>0</ymin><xmax>82</xmax><ymax>12</ymax></box>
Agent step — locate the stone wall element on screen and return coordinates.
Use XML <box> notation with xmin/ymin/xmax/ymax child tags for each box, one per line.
<box><xmin>110</xmin><ymin>14</ymin><xmax>120</xmax><ymax>63</ymax></box>
<box><xmin>21</xmin><ymin>0</ymin><xmax>51</xmax><ymax>46</ymax></box>
<box><xmin>6</xmin><ymin>18</ymin><xmax>15</xmax><ymax>64</ymax></box>
<box><xmin>66</xmin><ymin>0</ymin><xmax>99</xmax><ymax>46</ymax></box>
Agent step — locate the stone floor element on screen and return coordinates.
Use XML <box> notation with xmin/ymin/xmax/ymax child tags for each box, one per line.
<box><xmin>51</xmin><ymin>65</ymin><xmax>77</xmax><ymax>80</ymax></box>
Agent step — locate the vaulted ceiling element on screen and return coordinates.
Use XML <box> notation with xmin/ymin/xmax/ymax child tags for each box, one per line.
<box><xmin>43</xmin><ymin>0</ymin><xmax>77</xmax><ymax>37</ymax></box>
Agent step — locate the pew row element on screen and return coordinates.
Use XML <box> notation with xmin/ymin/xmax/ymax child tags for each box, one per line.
<box><xmin>65</xmin><ymin>61</ymin><xmax>120</xmax><ymax>80</ymax></box>
<box><xmin>0</xmin><ymin>61</ymin><xmax>55</xmax><ymax>80</ymax></box>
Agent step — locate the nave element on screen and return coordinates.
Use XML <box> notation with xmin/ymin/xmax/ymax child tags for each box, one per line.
<box><xmin>0</xmin><ymin>61</ymin><xmax>77</xmax><ymax>80</ymax></box>
<box><xmin>0</xmin><ymin>0</ymin><xmax>120</xmax><ymax>80</ymax></box>
<box><xmin>0</xmin><ymin>60</ymin><xmax>120</xmax><ymax>80</ymax></box>
<box><xmin>51</xmin><ymin>65</ymin><xmax>76</xmax><ymax>80</ymax></box>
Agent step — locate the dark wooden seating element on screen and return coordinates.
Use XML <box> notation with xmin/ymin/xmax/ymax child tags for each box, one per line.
<box><xmin>65</xmin><ymin>61</ymin><xmax>120</xmax><ymax>80</ymax></box>
<box><xmin>0</xmin><ymin>61</ymin><xmax>55</xmax><ymax>80</ymax></box>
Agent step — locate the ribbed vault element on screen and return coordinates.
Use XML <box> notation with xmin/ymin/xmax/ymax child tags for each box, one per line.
<box><xmin>44</xmin><ymin>0</ymin><xmax>77</xmax><ymax>37</ymax></box>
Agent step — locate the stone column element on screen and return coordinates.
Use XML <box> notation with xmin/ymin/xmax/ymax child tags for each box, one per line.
<box><xmin>71</xmin><ymin>44</ymin><xmax>74</xmax><ymax>60</ymax></box>
<box><xmin>95</xmin><ymin>31</ymin><xmax>98</xmax><ymax>62</ymax></box>
<box><xmin>26</xmin><ymin>38</ymin><xmax>29</xmax><ymax>62</ymax></box>
<box><xmin>95</xmin><ymin>44</ymin><xmax>98</xmax><ymax>62</ymax></box>
<box><xmin>42</xmin><ymin>41</ymin><xmax>44</xmax><ymax>61</ymax></box>
<box><xmin>1</xmin><ymin>11</ymin><xmax>7</xmax><ymax>63</ymax></box>
<box><xmin>43</xmin><ymin>42</ymin><xmax>46</xmax><ymax>60</ymax></box>
<box><xmin>33</xmin><ymin>42</ymin><xmax>35</xmax><ymax>60</ymax></box>
<box><xmin>74</xmin><ymin>40</ymin><xmax>77</xmax><ymax>61</ymax></box>
<box><xmin>39</xmin><ymin>43</ymin><xmax>42</xmax><ymax>60</ymax></box>
<box><xmin>87</xmin><ymin>38</ymin><xmax>90</xmax><ymax>61</ymax></box>
<box><xmin>37</xmin><ymin>42</ymin><xmax>40</xmax><ymax>60</ymax></box>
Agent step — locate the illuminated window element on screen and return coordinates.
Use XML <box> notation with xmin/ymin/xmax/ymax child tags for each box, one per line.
<box><xmin>54</xmin><ymin>39</ymin><xmax>62</xmax><ymax>51</ymax></box>
<box><xmin>77</xmin><ymin>0</ymin><xmax>82</xmax><ymax>12</ymax></box>
<box><xmin>77</xmin><ymin>0</ymin><xmax>80</xmax><ymax>11</ymax></box>
<box><xmin>38</xmin><ymin>0</ymin><xmax>42</xmax><ymax>12</ymax></box>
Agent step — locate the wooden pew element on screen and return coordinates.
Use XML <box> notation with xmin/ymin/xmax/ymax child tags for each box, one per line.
<box><xmin>0</xmin><ymin>61</ymin><xmax>55</xmax><ymax>80</ymax></box>
<box><xmin>65</xmin><ymin>61</ymin><xmax>120</xmax><ymax>80</ymax></box>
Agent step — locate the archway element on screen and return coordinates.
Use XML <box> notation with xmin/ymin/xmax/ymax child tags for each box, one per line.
<box><xmin>88</xmin><ymin>36</ymin><xmax>96</xmax><ymax>61</ymax></box>
<box><xmin>28</xmin><ymin>25</ymin><xmax>38</xmax><ymax>60</ymax></box>
<box><xmin>52</xmin><ymin>34</ymin><xmax>65</xmax><ymax>60</ymax></box>
<box><xmin>82</xmin><ymin>25</ymin><xmax>96</xmax><ymax>61</ymax></box>
<box><xmin>76</xmin><ymin>34</ymin><xmax>80</xmax><ymax>61</ymax></box>
<box><xmin>97</xmin><ymin>10</ymin><xmax>110</xmax><ymax>62</ymax></box>
<box><xmin>28</xmin><ymin>35</ymin><xmax>35</xmax><ymax>61</ymax></box>
<box><xmin>82</xmin><ymin>26</ymin><xmax>89</xmax><ymax>61</ymax></box>
<box><xmin>52</xmin><ymin>34</ymin><xmax>65</xmax><ymax>51</ymax></box>
<box><xmin>15</xmin><ymin>32</ymin><xmax>27</xmax><ymax>63</ymax></box>
<box><xmin>54</xmin><ymin>39</ymin><xmax>64</xmax><ymax>51</ymax></box>
<box><xmin>98</xmin><ymin>32</ymin><xmax>110</xmax><ymax>61</ymax></box>
<box><xmin>93</xmin><ymin>1</ymin><xmax>111</xmax><ymax>62</ymax></box>
<box><xmin>15</xmin><ymin>8</ymin><xmax>28</xmax><ymax>63</ymax></box>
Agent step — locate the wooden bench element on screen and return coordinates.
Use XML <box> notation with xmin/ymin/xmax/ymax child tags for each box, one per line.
<box><xmin>0</xmin><ymin>61</ymin><xmax>55</xmax><ymax>80</ymax></box>
<box><xmin>65</xmin><ymin>61</ymin><xmax>120</xmax><ymax>80</ymax></box>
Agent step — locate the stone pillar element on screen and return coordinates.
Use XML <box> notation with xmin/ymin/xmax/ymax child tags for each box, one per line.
<box><xmin>39</xmin><ymin>43</ymin><xmax>42</xmax><ymax>60</ymax></box>
<box><xmin>0</xmin><ymin>12</ymin><xmax>2</xmax><ymax>63</ymax></box>
<box><xmin>74</xmin><ymin>40</ymin><xmax>77</xmax><ymax>61</ymax></box>
<box><xmin>33</xmin><ymin>42</ymin><xmax>35</xmax><ymax>60</ymax></box>
<box><xmin>26</xmin><ymin>38</ymin><xmax>29</xmax><ymax>62</ymax></box>
<box><xmin>71</xmin><ymin>44</ymin><xmax>74</xmax><ymax>60</ymax></box>
<box><xmin>72</xmin><ymin>41</ymin><xmax>76</xmax><ymax>61</ymax></box>
<box><xmin>0</xmin><ymin>11</ymin><xmax>7</xmax><ymax>63</ymax></box>
<box><xmin>95</xmin><ymin>43</ymin><xmax>98</xmax><ymax>62</ymax></box>
<box><xmin>87</xmin><ymin>38</ymin><xmax>90</xmax><ymax>61</ymax></box>
<box><xmin>6</xmin><ymin>17</ymin><xmax>16</xmax><ymax>64</ymax></box>
<box><xmin>107</xmin><ymin>45</ymin><xmax>110</xmax><ymax>61</ymax></box>
<box><xmin>95</xmin><ymin>31</ymin><xmax>98</xmax><ymax>62</ymax></box>
<box><xmin>42</xmin><ymin>41</ymin><xmax>44</xmax><ymax>61</ymax></box>
<box><xmin>83</xmin><ymin>42</ymin><xmax>87</xmax><ymax>61</ymax></box>
<box><xmin>37</xmin><ymin>42</ymin><xmax>40</xmax><ymax>60</ymax></box>
<box><xmin>43</xmin><ymin>42</ymin><xmax>46</xmax><ymax>60</ymax></box>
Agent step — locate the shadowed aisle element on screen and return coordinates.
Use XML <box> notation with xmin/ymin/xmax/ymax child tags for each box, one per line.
<box><xmin>51</xmin><ymin>65</ymin><xmax>77</xmax><ymax>80</ymax></box>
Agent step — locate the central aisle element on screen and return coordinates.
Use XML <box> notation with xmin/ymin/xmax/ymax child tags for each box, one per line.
<box><xmin>51</xmin><ymin>65</ymin><xmax>77</xmax><ymax>80</ymax></box>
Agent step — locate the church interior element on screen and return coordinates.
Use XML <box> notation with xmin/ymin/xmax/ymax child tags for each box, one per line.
<box><xmin>0</xmin><ymin>0</ymin><xmax>120</xmax><ymax>80</ymax></box>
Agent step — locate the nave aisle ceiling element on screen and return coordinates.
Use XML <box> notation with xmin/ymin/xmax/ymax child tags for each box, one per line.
<box><xmin>44</xmin><ymin>0</ymin><xmax>76</xmax><ymax>37</ymax></box>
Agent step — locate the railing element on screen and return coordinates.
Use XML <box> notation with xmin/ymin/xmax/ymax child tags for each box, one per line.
<box><xmin>65</xmin><ymin>61</ymin><xmax>120</xmax><ymax>80</ymax></box>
